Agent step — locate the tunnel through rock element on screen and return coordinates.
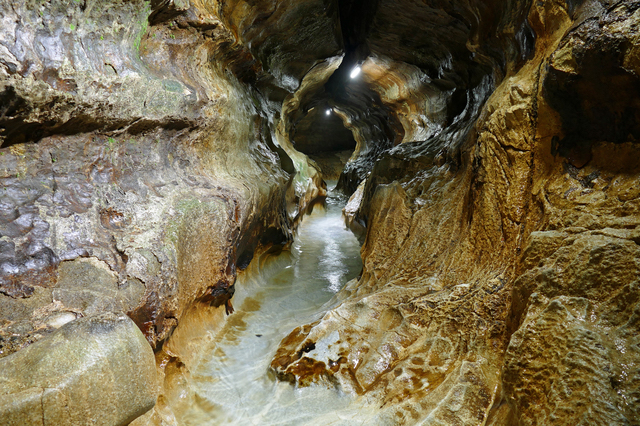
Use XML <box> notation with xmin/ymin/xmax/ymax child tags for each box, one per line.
<box><xmin>288</xmin><ymin>101</ymin><xmax>357</xmax><ymax>180</ymax></box>
<box><xmin>291</xmin><ymin>105</ymin><xmax>356</xmax><ymax>156</ymax></box>
<box><xmin>1</xmin><ymin>0</ymin><xmax>640</xmax><ymax>425</ymax></box>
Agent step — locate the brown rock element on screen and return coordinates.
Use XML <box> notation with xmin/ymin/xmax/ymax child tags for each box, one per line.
<box><xmin>0</xmin><ymin>0</ymin><xmax>639</xmax><ymax>424</ymax></box>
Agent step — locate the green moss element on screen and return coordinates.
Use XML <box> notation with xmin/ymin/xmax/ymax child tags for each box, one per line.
<box><xmin>250</xmin><ymin>94</ymin><xmax>261</xmax><ymax>109</ymax></box>
<box><xmin>133</xmin><ymin>22</ymin><xmax>148</xmax><ymax>53</ymax></box>
<box><xmin>70</xmin><ymin>23</ymin><xmax>76</xmax><ymax>31</ymax></box>
<box><xmin>105</xmin><ymin>137</ymin><xmax>118</xmax><ymax>152</ymax></box>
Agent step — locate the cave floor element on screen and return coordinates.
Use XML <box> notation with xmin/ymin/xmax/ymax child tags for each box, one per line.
<box><xmin>181</xmin><ymin>184</ymin><xmax>370</xmax><ymax>425</ymax></box>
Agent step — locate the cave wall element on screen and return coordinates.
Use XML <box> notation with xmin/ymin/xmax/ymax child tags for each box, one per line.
<box><xmin>0</xmin><ymin>0</ymin><xmax>280</xmax><ymax>349</ymax></box>
<box><xmin>272</xmin><ymin>0</ymin><xmax>640</xmax><ymax>424</ymax></box>
<box><xmin>0</xmin><ymin>0</ymin><xmax>336</xmax><ymax>421</ymax></box>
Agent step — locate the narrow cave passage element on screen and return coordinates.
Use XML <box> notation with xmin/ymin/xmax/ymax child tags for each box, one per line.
<box><xmin>291</xmin><ymin>105</ymin><xmax>356</xmax><ymax>156</ymax></box>
<box><xmin>180</xmin><ymin>184</ymin><xmax>364</xmax><ymax>424</ymax></box>
<box><xmin>291</xmin><ymin>103</ymin><xmax>358</xmax><ymax>180</ymax></box>
<box><xmin>2</xmin><ymin>0</ymin><xmax>639</xmax><ymax>424</ymax></box>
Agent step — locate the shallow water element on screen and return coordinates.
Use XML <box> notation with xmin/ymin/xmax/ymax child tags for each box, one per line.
<box><xmin>181</xmin><ymin>185</ymin><xmax>371</xmax><ymax>425</ymax></box>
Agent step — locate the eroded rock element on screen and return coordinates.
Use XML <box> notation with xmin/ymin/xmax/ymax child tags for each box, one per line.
<box><xmin>1</xmin><ymin>0</ymin><xmax>640</xmax><ymax>423</ymax></box>
<box><xmin>0</xmin><ymin>312</ymin><xmax>157</xmax><ymax>426</ymax></box>
<box><xmin>270</xmin><ymin>0</ymin><xmax>640</xmax><ymax>424</ymax></box>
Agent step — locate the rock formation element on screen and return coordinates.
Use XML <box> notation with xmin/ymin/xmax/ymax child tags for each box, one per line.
<box><xmin>0</xmin><ymin>0</ymin><xmax>638</xmax><ymax>424</ymax></box>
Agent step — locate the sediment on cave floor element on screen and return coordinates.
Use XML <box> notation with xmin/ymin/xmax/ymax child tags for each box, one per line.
<box><xmin>1</xmin><ymin>0</ymin><xmax>639</xmax><ymax>425</ymax></box>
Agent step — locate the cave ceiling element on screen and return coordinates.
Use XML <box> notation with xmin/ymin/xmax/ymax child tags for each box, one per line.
<box><xmin>213</xmin><ymin>0</ymin><xmax>537</xmax><ymax>192</ymax></box>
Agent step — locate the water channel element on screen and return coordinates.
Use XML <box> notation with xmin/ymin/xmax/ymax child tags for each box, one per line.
<box><xmin>180</xmin><ymin>183</ymin><xmax>370</xmax><ymax>425</ymax></box>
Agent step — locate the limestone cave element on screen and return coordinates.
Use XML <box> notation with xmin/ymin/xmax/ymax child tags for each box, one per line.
<box><xmin>0</xmin><ymin>0</ymin><xmax>639</xmax><ymax>424</ymax></box>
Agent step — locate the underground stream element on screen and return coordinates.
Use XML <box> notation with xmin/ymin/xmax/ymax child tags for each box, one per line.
<box><xmin>179</xmin><ymin>183</ymin><xmax>371</xmax><ymax>425</ymax></box>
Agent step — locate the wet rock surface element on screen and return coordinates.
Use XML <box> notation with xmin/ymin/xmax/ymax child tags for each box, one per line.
<box><xmin>270</xmin><ymin>0</ymin><xmax>640</xmax><ymax>424</ymax></box>
<box><xmin>0</xmin><ymin>312</ymin><xmax>157</xmax><ymax>426</ymax></box>
<box><xmin>0</xmin><ymin>127</ymin><xmax>290</xmax><ymax>354</ymax></box>
<box><xmin>0</xmin><ymin>0</ymin><xmax>329</xmax><ymax>422</ymax></box>
<box><xmin>0</xmin><ymin>0</ymin><xmax>331</xmax><ymax>357</ymax></box>
<box><xmin>0</xmin><ymin>0</ymin><xmax>639</xmax><ymax>424</ymax></box>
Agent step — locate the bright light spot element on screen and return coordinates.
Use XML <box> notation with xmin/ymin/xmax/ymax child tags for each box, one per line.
<box><xmin>326</xmin><ymin>109</ymin><xmax>331</xmax><ymax>115</ymax></box>
<box><xmin>349</xmin><ymin>66</ymin><xmax>361</xmax><ymax>79</ymax></box>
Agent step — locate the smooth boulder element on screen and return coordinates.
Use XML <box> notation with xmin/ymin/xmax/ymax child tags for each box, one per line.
<box><xmin>0</xmin><ymin>312</ymin><xmax>157</xmax><ymax>426</ymax></box>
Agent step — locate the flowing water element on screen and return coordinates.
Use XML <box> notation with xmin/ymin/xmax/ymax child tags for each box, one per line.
<box><xmin>181</xmin><ymin>184</ymin><xmax>371</xmax><ymax>425</ymax></box>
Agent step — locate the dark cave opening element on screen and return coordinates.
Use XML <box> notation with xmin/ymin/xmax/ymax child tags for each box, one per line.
<box><xmin>290</xmin><ymin>103</ymin><xmax>356</xmax><ymax>156</ymax></box>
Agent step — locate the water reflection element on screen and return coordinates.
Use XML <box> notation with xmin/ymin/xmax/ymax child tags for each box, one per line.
<box><xmin>182</xmin><ymin>184</ymin><xmax>365</xmax><ymax>425</ymax></box>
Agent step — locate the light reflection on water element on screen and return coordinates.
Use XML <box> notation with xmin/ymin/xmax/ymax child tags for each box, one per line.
<box><xmin>182</xmin><ymin>184</ymin><xmax>369</xmax><ymax>425</ymax></box>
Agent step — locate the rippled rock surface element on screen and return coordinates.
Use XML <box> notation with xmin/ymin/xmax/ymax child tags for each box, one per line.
<box><xmin>270</xmin><ymin>0</ymin><xmax>640</xmax><ymax>424</ymax></box>
<box><xmin>0</xmin><ymin>0</ymin><xmax>329</xmax><ymax>422</ymax></box>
